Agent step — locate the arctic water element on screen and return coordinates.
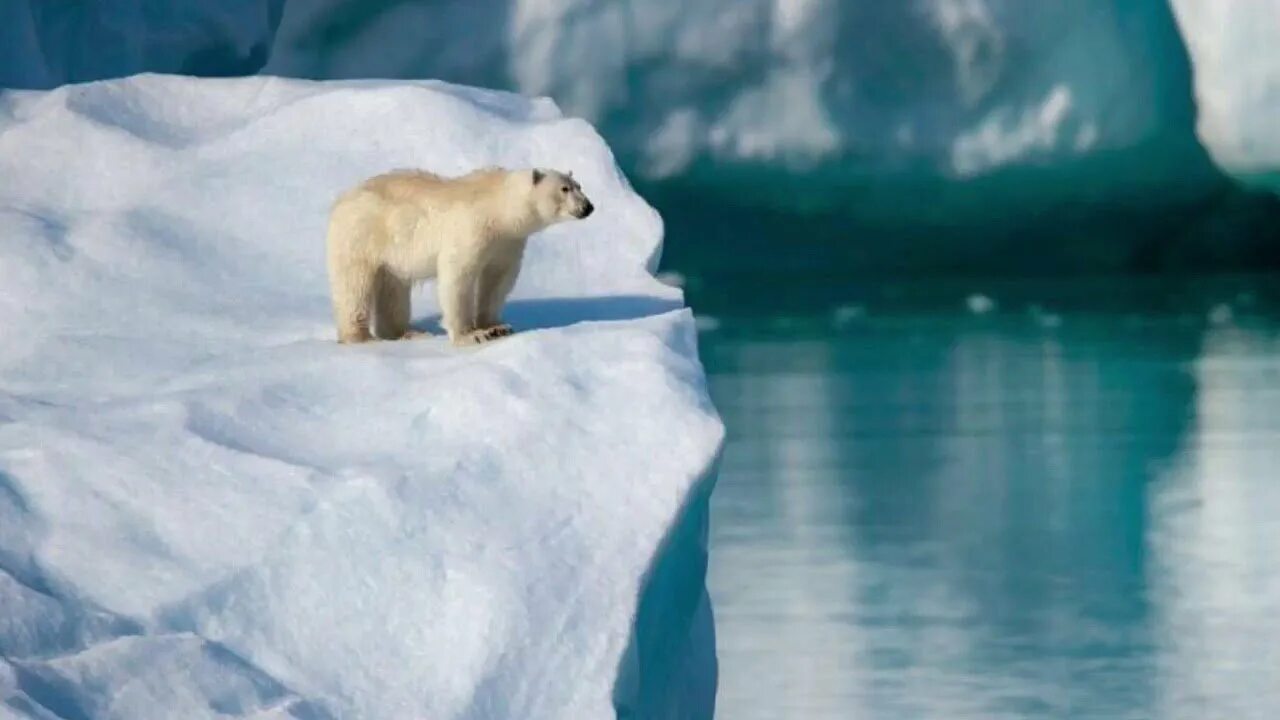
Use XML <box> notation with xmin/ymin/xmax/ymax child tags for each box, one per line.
<box><xmin>691</xmin><ymin>274</ymin><xmax>1280</xmax><ymax>720</ymax></box>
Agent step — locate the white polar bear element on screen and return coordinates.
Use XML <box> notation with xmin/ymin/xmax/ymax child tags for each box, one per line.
<box><xmin>325</xmin><ymin>167</ymin><xmax>594</xmax><ymax>345</ymax></box>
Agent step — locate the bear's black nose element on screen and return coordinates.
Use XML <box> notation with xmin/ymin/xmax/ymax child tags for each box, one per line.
<box><xmin>580</xmin><ymin>201</ymin><xmax>594</xmax><ymax>218</ymax></box>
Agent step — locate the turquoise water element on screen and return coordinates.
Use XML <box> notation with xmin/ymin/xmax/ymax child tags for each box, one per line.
<box><xmin>698</xmin><ymin>276</ymin><xmax>1280</xmax><ymax>720</ymax></box>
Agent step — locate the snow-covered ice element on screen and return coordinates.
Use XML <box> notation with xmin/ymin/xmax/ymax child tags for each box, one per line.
<box><xmin>0</xmin><ymin>74</ymin><xmax>723</xmax><ymax>719</ymax></box>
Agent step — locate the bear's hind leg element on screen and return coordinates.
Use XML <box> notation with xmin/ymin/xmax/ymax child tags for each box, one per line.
<box><xmin>332</xmin><ymin>264</ymin><xmax>376</xmax><ymax>344</ymax></box>
<box><xmin>373</xmin><ymin>267</ymin><xmax>413</xmax><ymax>340</ymax></box>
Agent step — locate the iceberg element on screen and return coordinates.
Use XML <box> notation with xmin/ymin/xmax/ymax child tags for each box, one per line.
<box><xmin>0</xmin><ymin>74</ymin><xmax>724</xmax><ymax>719</ymax></box>
<box><xmin>1169</xmin><ymin>0</ymin><xmax>1280</xmax><ymax>188</ymax></box>
<box><xmin>0</xmin><ymin>0</ymin><xmax>1212</xmax><ymax>178</ymax></box>
<box><xmin>5</xmin><ymin>0</ymin><xmax>1278</xmax><ymax>274</ymax></box>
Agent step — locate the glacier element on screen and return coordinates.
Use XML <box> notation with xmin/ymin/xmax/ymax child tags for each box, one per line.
<box><xmin>0</xmin><ymin>74</ymin><xmax>724</xmax><ymax>719</ymax></box>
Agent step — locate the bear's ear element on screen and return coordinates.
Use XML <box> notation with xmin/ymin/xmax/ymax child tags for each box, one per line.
<box><xmin>532</xmin><ymin>168</ymin><xmax>546</xmax><ymax>185</ymax></box>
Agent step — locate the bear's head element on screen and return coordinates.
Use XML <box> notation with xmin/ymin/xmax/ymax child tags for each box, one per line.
<box><xmin>530</xmin><ymin>168</ymin><xmax>594</xmax><ymax>225</ymax></box>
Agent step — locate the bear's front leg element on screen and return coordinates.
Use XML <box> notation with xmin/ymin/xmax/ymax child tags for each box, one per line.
<box><xmin>475</xmin><ymin>249</ymin><xmax>524</xmax><ymax>339</ymax></box>
<box><xmin>437</xmin><ymin>256</ymin><xmax>503</xmax><ymax>346</ymax></box>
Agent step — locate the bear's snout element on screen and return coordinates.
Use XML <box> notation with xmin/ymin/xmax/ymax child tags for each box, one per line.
<box><xmin>578</xmin><ymin>200</ymin><xmax>594</xmax><ymax>219</ymax></box>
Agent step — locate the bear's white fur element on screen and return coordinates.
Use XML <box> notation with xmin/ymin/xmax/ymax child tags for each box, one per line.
<box><xmin>325</xmin><ymin>167</ymin><xmax>593</xmax><ymax>345</ymax></box>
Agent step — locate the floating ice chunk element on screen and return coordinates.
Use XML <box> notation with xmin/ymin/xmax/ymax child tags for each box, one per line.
<box><xmin>1028</xmin><ymin>305</ymin><xmax>1063</xmax><ymax>328</ymax></box>
<box><xmin>657</xmin><ymin>270</ymin><xmax>688</xmax><ymax>288</ymax></box>
<box><xmin>966</xmin><ymin>293</ymin><xmax>997</xmax><ymax>314</ymax></box>
<box><xmin>695</xmin><ymin>315</ymin><xmax>723</xmax><ymax>333</ymax></box>
<box><xmin>1209</xmin><ymin>303</ymin><xmax>1235</xmax><ymax>326</ymax></box>
<box><xmin>832</xmin><ymin>304</ymin><xmax>867</xmax><ymax>326</ymax></box>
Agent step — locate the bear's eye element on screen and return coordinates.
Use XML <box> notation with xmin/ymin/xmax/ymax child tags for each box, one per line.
<box><xmin>560</xmin><ymin>186</ymin><xmax>570</xmax><ymax>193</ymax></box>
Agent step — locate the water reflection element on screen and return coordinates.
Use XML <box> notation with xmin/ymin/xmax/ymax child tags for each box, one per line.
<box><xmin>1149</xmin><ymin>324</ymin><xmax>1280</xmax><ymax>719</ymax></box>
<box><xmin>705</xmin><ymin>303</ymin><xmax>1280</xmax><ymax>720</ymax></box>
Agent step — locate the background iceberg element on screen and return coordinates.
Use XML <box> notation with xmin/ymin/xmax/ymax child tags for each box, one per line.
<box><xmin>1169</xmin><ymin>0</ymin><xmax>1280</xmax><ymax>187</ymax></box>
<box><xmin>0</xmin><ymin>74</ymin><xmax>723</xmax><ymax>719</ymax></box>
<box><xmin>0</xmin><ymin>0</ymin><xmax>1225</xmax><ymax>175</ymax></box>
<box><xmin>3</xmin><ymin>0</ymin><xmax>1277</xmax><ymax>275</ymax></box>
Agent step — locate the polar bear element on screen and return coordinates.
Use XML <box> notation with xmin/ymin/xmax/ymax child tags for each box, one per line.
<box><xmin>325</xmin><ymin>167</ymin><xmax>594</xmax><ymax>345</ymax></box>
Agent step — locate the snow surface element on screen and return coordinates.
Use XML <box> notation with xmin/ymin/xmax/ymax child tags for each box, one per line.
<box><xmin>0</xmin><ymin>74</ymin><xmax>724</xmax><ymax>719</ymax></box>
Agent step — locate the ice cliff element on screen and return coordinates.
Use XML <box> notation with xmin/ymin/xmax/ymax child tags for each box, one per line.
<box><xmin>0</xmin><ymin>74</ymin><xmax>724</xmax><ymax>719</ymax></box>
